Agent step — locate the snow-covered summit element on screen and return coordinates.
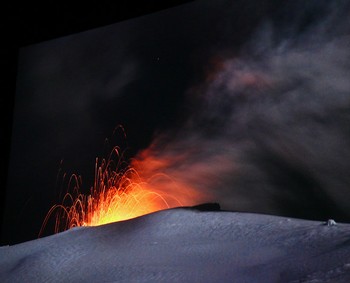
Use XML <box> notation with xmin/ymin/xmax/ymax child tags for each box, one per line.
<box><xmin>1</xmin><ymin>206</ymin><xmax>350</xmax><ymax>282</ymax></box>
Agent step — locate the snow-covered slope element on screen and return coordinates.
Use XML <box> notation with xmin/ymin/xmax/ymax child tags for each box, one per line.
<box><xmin>1</xmin><ymin>207</ymin><xmax>350</xmax><ymax>282</ymax></box>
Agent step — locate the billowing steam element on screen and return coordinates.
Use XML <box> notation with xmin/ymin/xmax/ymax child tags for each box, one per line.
<box><xmin>132</xmin><ymin>0</ymin><xmax>350</xmax><ymax>221</ymax></box>
<box><xmin>42</xmin><ymin>1</ymin><xmax>350</xmax><ymax>234</ymax></box>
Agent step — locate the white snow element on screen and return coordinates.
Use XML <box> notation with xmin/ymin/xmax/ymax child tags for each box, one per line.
<box><xmin>1</xmin><ymin>207</ymin><xmax>350</xmax><ymax>282</ymax></box>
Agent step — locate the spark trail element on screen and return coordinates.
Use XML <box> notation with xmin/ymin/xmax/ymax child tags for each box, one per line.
<box><xmin>40</xmin><ymin>145</ymin><xmax>184</xmax><ymax>236</ymax></box>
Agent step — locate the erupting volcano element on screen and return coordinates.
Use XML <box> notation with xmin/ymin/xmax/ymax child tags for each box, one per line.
<box><xmin>40</xmin><ymin>145</ymin><xmax>186</xmax><ymax>235</ymax></box>
<box><xmin>4</xmin><ymin>0</ymin><xmax>350</xmax><ymax>281</ymax></box>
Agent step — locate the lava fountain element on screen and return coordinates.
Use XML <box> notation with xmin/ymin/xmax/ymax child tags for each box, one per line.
<box><xmin>40</xmin><ymin>145</ymin><xmax>185</xmax><ymax>236</ymax></box>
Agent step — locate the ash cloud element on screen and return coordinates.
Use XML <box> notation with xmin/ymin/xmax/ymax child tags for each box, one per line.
<box><xmin>134</xmin><ymin>0</ymin><xmax>350</xmax><ymax>221</ymax></box>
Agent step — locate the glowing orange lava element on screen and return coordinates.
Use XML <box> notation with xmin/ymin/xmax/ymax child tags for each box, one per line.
<box><xmin>40</xmin><ymin>146</ymin><xmax>182</xmax><ymax>236</ymax></box>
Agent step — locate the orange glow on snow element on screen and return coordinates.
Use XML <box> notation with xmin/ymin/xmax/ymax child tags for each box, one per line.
<box><xmin>85</xmin><ymin>185</ymin><xmax>172</xmax><ymax>226</ymax></box>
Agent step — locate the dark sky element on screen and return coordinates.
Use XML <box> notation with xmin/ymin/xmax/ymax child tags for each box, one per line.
<box><xmin>2</xmin><ymin>0</ymin><xmax>276</xmax><ymax>244</ymax></box>
<box><xmin>1</xmin><ymin>0</ymin><xmax>200</xmax><ymax>244</ymax></box>
<box><xmin>3</xmin><ymin>0</ymin><xmax>350</xmax><ymax>245</ymax></box>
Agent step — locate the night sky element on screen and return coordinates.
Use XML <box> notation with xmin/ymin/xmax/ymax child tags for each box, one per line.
<box><xmin>3</xmin><ymin>0</ymin><xmax>350</xmax><ymax>245</ymax></box>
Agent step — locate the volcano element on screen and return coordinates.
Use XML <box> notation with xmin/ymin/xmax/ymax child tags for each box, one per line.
<box><xmin>1</xmin><ymin>204</ymin><xmax>350</xmax><ymax>282</ymax></box>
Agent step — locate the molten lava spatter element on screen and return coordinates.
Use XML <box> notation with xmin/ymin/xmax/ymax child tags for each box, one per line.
<box><xmin>86</xmin><ymin>185</ymin><xmax>171</xmax><ymax>226</ymax></box>
<box><xmin>40</xmin><ymin>146</ymin><xmax>182</xmax><ymax>236</ymax></box>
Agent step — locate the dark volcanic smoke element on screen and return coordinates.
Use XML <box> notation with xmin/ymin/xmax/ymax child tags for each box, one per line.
<box><xmin>132</xmin><ymin>0</ymin><xmax>350</xmax><ymax>221</ymax></box>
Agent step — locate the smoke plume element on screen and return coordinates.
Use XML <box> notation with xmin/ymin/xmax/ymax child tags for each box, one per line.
<box><xmin>132</xmin><ymin>0</ymin><xmax>350</xmax><ymax>221</ymax></box>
